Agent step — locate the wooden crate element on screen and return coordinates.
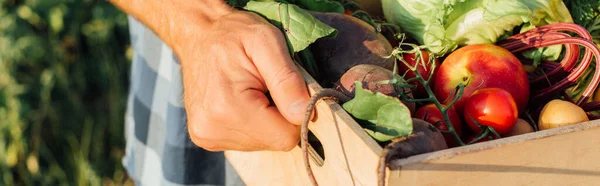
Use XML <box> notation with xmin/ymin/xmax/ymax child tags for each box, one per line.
<box><xmin>224</xmin><ymin>66</ymin><xmax>600</xmax><ymax>186</ymax></box>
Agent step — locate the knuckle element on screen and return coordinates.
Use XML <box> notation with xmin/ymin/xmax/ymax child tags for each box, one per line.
<box><xmin>252</xmin><ymin>24</ymin><xmax>283</xmax><ymax>40</ymax></box>
<box><xmin>271</xmin><ymin>129</ymin><xmax>300</xmax><ymax>151</ymax></box>
<box><xmin>201</xmin><ymin>89</ymin><xmax>234</xmax><ymax>124</ymax></box>
<box><xmin>187</xmin><ymin>114</ymin><xmax>212</xmax><ymax>142</ymax></box>
<box><xmin>187</xmin><ymin>121</ymin><xmax>223</xmax><ymax>152</ymax></box>
<box><xmin>187</xmin><ymin>121</ymin><xmax>207</xmax><ymax>141</ymax></box>
<box><xmin>192</xmin><ymin>138</ymin><xmax>222</xmax><ymax>152</ymax></box>
<box><xmin>270</xmin><ymin>67</ymin><xmax>300</xmax><ymax>90</ymax></box>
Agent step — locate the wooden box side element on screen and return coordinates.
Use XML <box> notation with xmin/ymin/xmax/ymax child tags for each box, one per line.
<box><xmin>387</xmin><ymin>119</ymin><xmax>600</xmax><ymax>185</ymax></box>
<box><xmin>224</xmin><ymin>65</ymin><xmax>385</xmax><ymax>186</ymax></box>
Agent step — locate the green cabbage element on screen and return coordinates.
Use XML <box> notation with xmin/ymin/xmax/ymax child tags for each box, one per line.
<box><xmin>381</xmin><ymin>0</ymin><xmax>574</xmax><ymax>56</ymax></box>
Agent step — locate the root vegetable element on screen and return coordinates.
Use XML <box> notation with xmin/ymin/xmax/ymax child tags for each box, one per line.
<box><xmin>538</xmin><ymin>99</ymin><xmax>589</xmax><ymax>130</ymax></box>
<box><xmin>504</xmin><ymin>119</ymin><xmax>534</xmax><ymax>137</ymax></box>
<box><xmin>335</xmin><ymin>64</ymin><xmax>398</xmax><ymax>97</ymax></box>
<box><xmin>414</xmin><ymin>104</ymin><xmax>463</xmax><ymax>148</ymax></box>
<box><xmin>383</xmin><ymin>118</ymin><xmax>448</xmax><ymax>160</ymax></box>
<box><xmin>497</xmin><ymin>23</ymin><xmax>600</xmax><ymax>106</ymax></box>
<box><xmin>335</xmin><ymin>64</ymin><xmax>415</xmax><ymax>113</ymax></box>
<box><xmin>378</xmin><ymin>118</ymin><xmax>447</xmax><ymax>186</ymax></box>
<box><xmin>309</xmin><ymin>12</ymin><xmax>396</xmax><ymax>87</ymax></box>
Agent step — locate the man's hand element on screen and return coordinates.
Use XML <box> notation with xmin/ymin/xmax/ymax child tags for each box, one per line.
<box><xmin>110</xmin><ymin>0</ymin><xmax>311</xmax><ymax>151</ymax></box>
<box><xmin>179</xmin><ymin>10</ymin><xmax>311</xmax><ymax>151</ymax></box>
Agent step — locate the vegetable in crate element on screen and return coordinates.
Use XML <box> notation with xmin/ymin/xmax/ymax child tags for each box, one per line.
<box><xmin>379</xmin><ymin>118</ymin><xmax>448</xmax><ymax>184</ymax></box>
<box><xmin>383</xmin><ymin>118</ymin><xmax>448</xmax><ymax>162</ymax></box>
<box><xmin>309</xmin><ymin>11</ymin><xmax>396</xmax><ymax>87</ymax></box>
<box><xmin>336</xmin><ymin>64</ymin><xmax>416</xmax><ymax>113</ymax></box>
<box><xmin>397</xmin><ymin>49</ymin><xmax>440</xmax><ymax>98</ymax></box>
<box><xmin>414</xmin><ymin>103</ymin><xmax>463</xmax><ymax>148</ymax></box>
<box><xmin>538</xmin><ymin>99</ymin><xmax>589</xmax><ymax>130</ymax></box>
<box><xmin>505</xmin><ymin>118</ymin><xmax>534</xmax><ymax>137</ymax></box>
<box><xmin>463</xmin><ymin>88</ymin><xmax>519</xmax><ymax>136</ymax></box>
<box><xmin>380</xmin><ymin>0</ymin><xmax>573</xmax><ymax>56</ymax></box>
<box><xmin>342</xmin><ymin>81</ymin><xmax>414</xmax><ymax>142</ymax></box>
<box><xmin>433</xmin><ymin>44</ymin><xmax>530</xmax><ymax>114</ymax></box>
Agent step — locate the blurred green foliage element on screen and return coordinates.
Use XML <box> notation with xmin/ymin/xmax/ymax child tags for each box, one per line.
<box><xmin>0</xmin><ymin>0</ymin><xmax>132</xmax><ymax>185</ymax></box>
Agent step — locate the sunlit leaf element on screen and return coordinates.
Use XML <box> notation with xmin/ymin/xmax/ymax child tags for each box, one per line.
<box><xmin>342</xmin><ymin>81</ymin><xmax>413</xmax><ymax>142</ymax></box>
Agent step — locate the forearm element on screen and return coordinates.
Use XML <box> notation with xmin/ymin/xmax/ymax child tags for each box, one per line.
<box><xmin>108</xmin><ymin>0</ymin><xmax>233</xmax><ymax>49</ymax></box>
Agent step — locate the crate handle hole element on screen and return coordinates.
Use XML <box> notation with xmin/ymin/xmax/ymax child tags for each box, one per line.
<box><xmin>302</xmin><ymin>131</ymin><xmax>325</xmax><ymax>166</ymax></box>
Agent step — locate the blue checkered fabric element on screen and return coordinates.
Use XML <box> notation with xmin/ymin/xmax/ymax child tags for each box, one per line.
<box><xmin>122</xmin><ymin>16</ymin><xmax>246</xmax><ymax>186</ymax></box>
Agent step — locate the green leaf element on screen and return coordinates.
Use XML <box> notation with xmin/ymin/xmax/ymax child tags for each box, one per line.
<box><xmin>342</xmin><ymin>81</ymin><xmax>413</xmax><ymax>142</ymax></box>
<box><xmin>381</xmin><ymin>0</ymin><xmax>574</xmax><ymax>56</ymax></box>
<box><xmin>244</xmin><ymin>1</ymin><xmax>338</xmax><ymax>53</ymax></box>
<box><xmin>291</xmin><ymin>0</ymin><xmax>345</xmax><ymax>14</ymax></box>
<box><xmin>520</xmin><ymin>23</ymin><xmax>563</xmax><ymax>66</ymax></box>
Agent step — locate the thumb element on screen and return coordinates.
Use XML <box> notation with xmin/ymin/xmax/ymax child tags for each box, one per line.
<box><xmin>246</xmin><ymin>27</ymin><xmax>311</xmax><ymax>125</ymax></box>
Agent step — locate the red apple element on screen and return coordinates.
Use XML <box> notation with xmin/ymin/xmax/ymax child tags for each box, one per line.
<box><xmin>414</xmin><ymin>103</ymin><xmax>463</xmax><ymax>148</ymax></box>
<box><xmin>397</xmin><ymin>50</ymin><xmax>440</xmax><ymax>98</ymax></box>
<box><xmin>433</xmin><ymin>44</ymin><xmax>529</xmax><ymax>114</ymax></box>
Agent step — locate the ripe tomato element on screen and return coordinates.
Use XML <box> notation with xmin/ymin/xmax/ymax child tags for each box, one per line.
<box><xmin>463</xmin><ymin>88</ymin><xmax>518</xmax><ymax>135</ymax></box>
<box><xmin>415</xmin><ymin>103</ymin><xmax>463</xmax><ymax>147</ymax></box>
<box><xmin>397</xmin><ymin>50</ymin><xmax>440</xmax><ymax>98</ymax></box>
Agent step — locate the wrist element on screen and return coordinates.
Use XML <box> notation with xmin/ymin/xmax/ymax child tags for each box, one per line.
<box><xmin>166</xmin><ymin>2</ymin><xmax>232</xmax><ymax>50</ymax></box>
<box><xmin>110</xmin><ymin>0</ymin><xmax>233</xmax><ymax>49</ymax></box>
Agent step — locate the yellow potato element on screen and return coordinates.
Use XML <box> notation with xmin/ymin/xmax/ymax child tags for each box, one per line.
<box><xmin>538</xmin><ymin>99</ymin><xmax>589</xmax><ymax>130</ymax></box>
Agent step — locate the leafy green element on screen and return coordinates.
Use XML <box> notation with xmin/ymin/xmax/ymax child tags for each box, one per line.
<box><xmin>342</xmin><ymin>82</ymin><xmax>413</xmax><ymax>142</ymax></box>
<box><xmin>522</xmin><ymin>45</ymin><xmax>562</xmax><ymax>67</ymax></box>
<box><xmin>289</xmin><ymin>0</ymin><xmax>345</xmax><ymax>14</ymax></box>
<box><xmin>564</xmin><ymin>0</ymin><xmax>600</xmax><ymax>27</ymax></box>
<box><xmin>228</xmin><ymin>0</ymin><xmax>344</xmax><ymax>13</ymax></box>
<box><xmin>244</xmin><ymin>1</ymin><xmax>338</xmax><ymax>53</ymax></box>
<box><xmin>518</xmin><ymin>23</ymin><xmax>563</xmax><ymax>67</ymax></box>
<box><xmin>381</xmin><ymin>0</ymin><xmax>574</xmax><ymax>56</ymax></box>
<box><xmin>565</xmin><ymin>0</ymin><xmax>600</xmax><ymax>47</ymax></box>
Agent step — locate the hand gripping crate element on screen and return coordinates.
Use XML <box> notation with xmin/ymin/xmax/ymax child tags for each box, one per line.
<box><xmin>224</xmin><ymin>66</ymin><xmax>600</xmax><ymax>186</ymax></box>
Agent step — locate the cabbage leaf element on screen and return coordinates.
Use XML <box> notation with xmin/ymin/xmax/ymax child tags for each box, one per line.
<box><xmin>381</xmin><ymin>0</ymin><xmax>574</xmax><ymax>56</ymax></box>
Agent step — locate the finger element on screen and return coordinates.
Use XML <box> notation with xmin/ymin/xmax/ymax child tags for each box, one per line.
<box><xmin>187</xmin><ymin>102</ymin><xmax>274</xmax><ymax>152</ymax></box>
<box><xmin>240</xmin><ymin>88</ymin><xmax>301</xmax><ymax>151</ymax></box>
<box><xmin>188</xmin><ymin>83</ymin><xmax>300</xmax><ymax>152</ymax></box>
<box><xmin>245</xmin><ymin>25</ymin><xmax>311</xmax><ymax>125</ymax></box>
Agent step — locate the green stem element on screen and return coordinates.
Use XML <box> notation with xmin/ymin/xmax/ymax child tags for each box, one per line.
<box><xmin>402</xmin><ymin>97</ymin><xmax>435</xmax><ymax>103</ymax></box>
<box><xmin>392</xmin><ymin>44</ymin><xmax>466</xmax><ymax>146</ymax></box>
<box><xmin>468</xmin><ymin>127</ymin><xmax>490</xmax><ymax>145</ymax></box>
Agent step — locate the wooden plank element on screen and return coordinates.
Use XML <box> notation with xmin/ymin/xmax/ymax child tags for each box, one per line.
<box><xmin>387</xmin><ymin>119</ymin><xmax>600</xmax><ymax>186</ymax></box>
<box><xmin>224</xmin><ymin>65</ymin><xmax>384</xmax><ymax>186</ymax></box>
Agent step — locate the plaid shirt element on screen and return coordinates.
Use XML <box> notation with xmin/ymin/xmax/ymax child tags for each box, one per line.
<box><xmin>122</xmin><ymin>16</ymin><xmax>245</xmax><ymax>186</ymax></box>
